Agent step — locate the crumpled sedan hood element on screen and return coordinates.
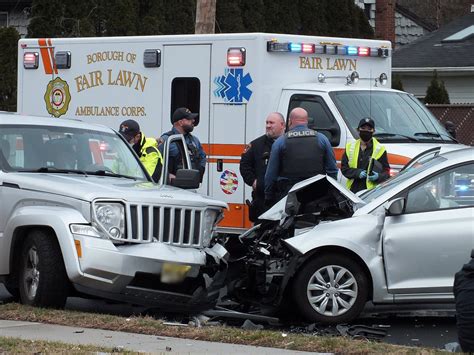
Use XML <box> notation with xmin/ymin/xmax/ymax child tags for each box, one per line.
<box><xmin>259</xmin><ymin>175</ymin><xmax>365</xmax><ymax>221</ymax></box>
<box><xmin>5</xmin><ymin>173</ymin><xmax>227</xmax><ymax>209</ymax></box>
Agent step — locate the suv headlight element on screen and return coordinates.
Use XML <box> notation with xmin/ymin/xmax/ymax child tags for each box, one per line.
<box><xmin>92</xmin><ymin>202</ymin><xmax>125</xmax><ymax>239</ymax></box>
<box><xmin>202</xmin><ymin>209</ymin><xmax>221</xmax><ymax>247</ymax></box>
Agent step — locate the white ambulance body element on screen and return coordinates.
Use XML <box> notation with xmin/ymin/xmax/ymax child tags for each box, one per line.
<box><xmin>17</xmin><ymin>33</ymin><xmax>460</xmax><ymax>233</ymax></box>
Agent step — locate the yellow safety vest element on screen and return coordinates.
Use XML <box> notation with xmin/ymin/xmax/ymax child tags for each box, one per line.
<box><xmin>345</xmin><ymin>138</ymin><xmax>386</xmax><ymax>191</ymax></box>
<box><xmin>139</xmin><ymin>135</ymin><xmax>163</xmax><ymax>178</ymax></box>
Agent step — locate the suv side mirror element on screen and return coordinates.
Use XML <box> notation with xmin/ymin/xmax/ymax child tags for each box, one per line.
<box><xmin>385</xmin><ymin>197</ymin><xmax>405</xmax><ymax>216</ymax></box>
<box><xmin>172</xmin><ymin>169</ymin><xmax>200</xmax><ymax>189</ymax></box>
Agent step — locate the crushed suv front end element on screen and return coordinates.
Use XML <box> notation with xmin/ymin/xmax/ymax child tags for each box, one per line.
<box><xmin>70</xmin><ymin>199</ymin><xmax>228</xmax><ymax>311</ymax></box>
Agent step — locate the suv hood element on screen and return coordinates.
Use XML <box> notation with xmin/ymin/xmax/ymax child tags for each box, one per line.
<box><xmin>5</xmin><ymin>173</ymin><xmax>227</xmax><ymax>209</ymax></box>
<box><xmin>259</xmin><ymin>175</ymin><xmax>364</xmax><ymax>221</ymax></box>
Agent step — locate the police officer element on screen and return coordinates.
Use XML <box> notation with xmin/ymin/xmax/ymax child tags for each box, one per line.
<box><xmin>119</xmin><ymin>119</ymin><xmax>163</xmax><ymax>182</ymax></box>
<box><xmin>264</xmin><ymin>107</ymin><xmax>338</xmax><ymax>204</ymax></box>
<box><xmin>341</xmin><ymin>117</ymin><xmax>390</xmax><ymax>193</ymax></box>
<box><xmin>159</xmin><ymin>107</ymin><xmax>206</xmax><ymax>182</ymax></box>
<box><xmin>240</xmin><ymin>112</ymin><xmax>285</xmax><ymax>222</ymax></box>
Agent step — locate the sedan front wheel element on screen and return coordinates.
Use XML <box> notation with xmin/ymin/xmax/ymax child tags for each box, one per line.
<box><xmin>293</xmin><ymin>254</ymin><xmax>369</xmax><ymax>324</ymax></box>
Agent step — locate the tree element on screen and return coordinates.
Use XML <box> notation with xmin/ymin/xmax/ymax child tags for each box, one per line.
<box><xmin>102</xmin><ymin>0</ymin><xmax>140</xmax><ymax>36</ymax></box>
<box><xmin>0</xmin><ymin>27</ymin><xmax>20</xmax><ymax>112</ymax></box>
<box><xmin>139</xmin><ymin>0</ymin><xmax>166</xmax><ymax>35</ymax></box>
<box><xmin>425</xmin><ymin>70</ymin><xmax>450</xmax><ymax>104</ymax></box>
<box><xmin>298</xmin><ymin>0</ymin><xmax>328</xmax><ymax>35</ymax></box>
<box><xmin>216</xmin><ymin>0</ymin><xmax>244</xmax><ymax>33</ymax></box>
<box><xmin>392</xmin><ymin>75</ymin><xmax>404</xmax><ymax>91</ymax></box>
<box><xmin>161</xmin><ymin>0</ymin><xmax>196</xmax><ymax>35</ymax></box>
<box><xmin>240</xmin><ymin>0</ymin><xmax>266</xmax><ymax>32</ymax></box>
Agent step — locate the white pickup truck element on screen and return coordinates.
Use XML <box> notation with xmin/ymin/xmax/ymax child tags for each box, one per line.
<box><xmin>0</xmin><ymin>112</ymin><xmax>228</xmax><ymax>311</ymax></box>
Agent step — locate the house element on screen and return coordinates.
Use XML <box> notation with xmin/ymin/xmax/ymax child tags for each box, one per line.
<box><xmin>0</xmin><ymin>0</ymin><xmax>31</xmax><ymax>37</ymax></box>
<box><xmin>354</xmin><ymin>0</ymin><xmax>435</xmax><ymax>49</ymax></box>
<box><xmin>392</xmin><ymin>8</ymin><xmax>474</xmax><ymax>104</ymax></box>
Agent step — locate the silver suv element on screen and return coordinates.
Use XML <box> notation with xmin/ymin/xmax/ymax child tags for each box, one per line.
<box><xmin>0</xmin><ymin>112</ymin><xmax>228</xmax><ymax>311</ymax></box>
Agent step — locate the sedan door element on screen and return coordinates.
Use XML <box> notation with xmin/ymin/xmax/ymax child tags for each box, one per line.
<box><xmin>382</xmin><ymin>162</ymin><xmax>474</xmax><ymax>298</ymax></box>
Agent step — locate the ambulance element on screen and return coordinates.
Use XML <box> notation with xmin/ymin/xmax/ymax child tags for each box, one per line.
<box><xmin>17</xmin><ymin>33</ymin><xmax>460</xmax><ymax>234</ymax></box>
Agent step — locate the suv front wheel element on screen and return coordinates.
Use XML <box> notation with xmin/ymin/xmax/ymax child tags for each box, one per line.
<box><xmin>18</xmin><ymin>229</ymin><xmax>69</xmax><ymax>308</ymax></box>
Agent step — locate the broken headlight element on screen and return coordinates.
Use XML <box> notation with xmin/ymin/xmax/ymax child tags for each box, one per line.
<box><xmin>202</xmin><ymin>209</ymin><xmax>222</xmax><ymax>247</ymax></box>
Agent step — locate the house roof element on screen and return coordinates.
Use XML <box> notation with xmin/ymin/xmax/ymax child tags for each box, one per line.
<box><xmin>395</xmin><ymin>4</ymin><xmax>437</xmax><ymax>32</ymax></box>
<box><xmin>393</xmin><ymin>11</ymin><xmax>474</xmax><ymax>69</ymax></box>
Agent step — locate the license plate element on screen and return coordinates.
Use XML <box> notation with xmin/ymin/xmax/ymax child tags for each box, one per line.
<box><xmin>160</xmin><ymin>263</ymin><xmax>191</xmax><ymax>284</ymax></box>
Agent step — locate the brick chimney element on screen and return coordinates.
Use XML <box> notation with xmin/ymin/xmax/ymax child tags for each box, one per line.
<box><xmin>375</xmin><ymin>0</ymin><xmax>395</xmax><ymax>45</ymax></box>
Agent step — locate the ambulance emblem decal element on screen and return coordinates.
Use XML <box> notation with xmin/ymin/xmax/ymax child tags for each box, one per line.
<box><xmin>213</xmin><ymin>69</ymin><xmax>253</xmax><ymax>103</ymax></box>
<box><xmin>220</xmin><ymin>169</ymin><xmax>239</xmax><ymax>195</ymax></box>
<box><xmin>44</xmin><ymin>77</ymin><xmax>71</xmax><ymax>117</ymax></box>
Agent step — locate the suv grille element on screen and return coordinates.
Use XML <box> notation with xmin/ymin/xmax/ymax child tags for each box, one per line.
<box><xmin>124</xmin><ymin>204</ymin><xmax>204</xmax><ymax>247</ymax></box>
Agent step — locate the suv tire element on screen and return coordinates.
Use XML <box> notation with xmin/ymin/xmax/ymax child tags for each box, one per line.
<box><xmin>18</xmin><ymin>230</ymin><xmax>69</xmax><ymax>308</ymax></box>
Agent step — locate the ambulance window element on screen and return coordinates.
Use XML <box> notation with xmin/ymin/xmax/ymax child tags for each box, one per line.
<box><xmin>288</xmin><ymin>95</ymin><xmax>341</xmax><ymax>146</ymax></box>
<box><xmin>171</xmin><ymin>78</ymin><xmax>200</xmax><ymax>117</ymax></box>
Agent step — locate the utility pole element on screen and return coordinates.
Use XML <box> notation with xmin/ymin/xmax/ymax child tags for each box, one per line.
<box><xmin>195</xmin><ymin>0</ymin><xmax>216</xmax><ymax>34</ymax></box>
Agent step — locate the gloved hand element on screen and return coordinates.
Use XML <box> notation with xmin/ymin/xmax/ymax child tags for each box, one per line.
<box><xmin>368</xmin><ymin>171</ymin><xmax>379</xmax><ymax>181</ymax></box>
<box><xmin>358</xmin><ymin>170</ymin><xmax>367</xmax><ymax>179</ymax></box>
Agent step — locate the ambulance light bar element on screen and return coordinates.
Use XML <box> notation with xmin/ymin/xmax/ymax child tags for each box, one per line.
<box><xmin>267</xmin><ymin>41</ymin><xmax>390</xmax><ymax>57</ymax></box>
<box><xmin>23</xmin><ymin>52</ymin><xmax>39</xmax><ymax>69</ymax></box>
<box><xmin>227</xmin><ymin>47</ymin><xmax>246</xmax><ymax>66</ymax></box>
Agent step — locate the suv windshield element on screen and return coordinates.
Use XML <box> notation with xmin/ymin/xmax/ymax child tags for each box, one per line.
<box><xmin>0</xmin><ymin>124</ymin><xmax>148</xmax><ymax>181</ymax></box>
<box><xmin>330</xmin><ymin>91</ymin><xmax>455</xmax><ymax>143</ymax></box>
<box><xmin>360</xmin><ymin>155</ymin><xmax>448</xmax><ymax>203</ymax></box>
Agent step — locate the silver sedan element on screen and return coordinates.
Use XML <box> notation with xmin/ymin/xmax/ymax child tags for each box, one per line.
<box><xmin>234</xmin><ymin>147</ymin><xmax>474</xmax><ymax>324</ymax></box>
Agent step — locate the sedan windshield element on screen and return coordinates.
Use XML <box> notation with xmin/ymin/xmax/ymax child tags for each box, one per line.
<box><xmin>361</xmin><ymin>155</ymin><xmax>448</xmax><ymax>203</ymax></box>
<box><xmin>330</xmin><ymin>91</ymin><xmax>455</xmax><ymax>143</ymax></box>
<box><xmin>0</xmin><ymin>125</ymin><xmax>148</xmax><ymax>181</ymax></box>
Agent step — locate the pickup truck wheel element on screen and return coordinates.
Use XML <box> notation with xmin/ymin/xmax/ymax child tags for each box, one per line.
<box><xmin>18</xmin><ymin>230</ymin><xmax>69</xmax><ymax>308</ymax></box>
<box><xmin>293</xmin><ymin>254</ymin><xmax>368</xmax><ymax>324</ymax></box>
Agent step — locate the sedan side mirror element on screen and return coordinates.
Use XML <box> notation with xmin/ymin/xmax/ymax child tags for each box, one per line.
<box><xmin>172</xmin><ymin>169</ymin><xmax>200</xmax><ymax>189</ymax></box>
<box><xmin>385</xmin><ymin>197</ymin><xmax>405</xmax><ymax>216</ymax></box>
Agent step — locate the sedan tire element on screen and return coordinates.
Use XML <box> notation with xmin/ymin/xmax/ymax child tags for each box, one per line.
<box><xmin>18</xmin><ymin>230</ymin><xmax>69</xmax><ymax>308</ymax></box>
<box><xmin>293</xmin><ymin>254</ymin><xmax>369</xmax><ymax>324</ymax></box>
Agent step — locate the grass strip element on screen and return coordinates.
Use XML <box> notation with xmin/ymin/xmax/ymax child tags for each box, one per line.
<box><xmin>0</xmin><ymin>303</ymin><xmax>447</xmax><ymax>354</ymax></box>
<box><xmin>0</xmin><ymin>335</ymin><xmax>122</xmax><ymax>353</ymax></box>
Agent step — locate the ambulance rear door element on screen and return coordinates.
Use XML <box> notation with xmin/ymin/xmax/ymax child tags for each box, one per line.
<box><xmin>162</xmin><ymin>44</ymin><xmax>211</xmax><ymax>196</ymax></box>
<box><xmin>210</xmin><ymin>103</ymin><xmax>248</xmax><ymax>232</ymax></box>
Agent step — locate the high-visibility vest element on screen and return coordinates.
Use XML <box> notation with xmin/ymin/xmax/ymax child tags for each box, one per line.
<box><xmin>345</xmin><ymin>138</ymin><xmax>385</xmax><ymax>191</ymax></box>
<box><xmin>139</xmin><ymin>135</ymin><xmax>163</xmax><ymax>177</ymax></box>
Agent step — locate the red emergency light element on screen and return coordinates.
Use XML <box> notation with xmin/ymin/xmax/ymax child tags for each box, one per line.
<box><xmin>358</xmin><ymin>47</ymin><xmax>370</xmax><ymax>56</ymax></box>
<box><xmin>301</xmin><ymin>43</ymin><xmax>315</xmax><ymax>53</ymax></box>
<box><xmin>227</xmin><ymin>47</ymin><xmax>246</xmax><ymax>66</ymax></box>
<box><xmin>23</xmin><ymin>52</ymin><xmax>39</xmax><ymax>69</ymax></box>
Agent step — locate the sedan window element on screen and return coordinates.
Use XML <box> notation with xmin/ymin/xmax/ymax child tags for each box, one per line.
<box><xmin>405</xmin><ymin>163</ymin><xmax>474</xmax><ymax>214</ymax></box>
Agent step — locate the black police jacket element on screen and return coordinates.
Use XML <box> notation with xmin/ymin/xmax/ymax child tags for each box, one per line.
<box><xmin>239</xmin><ymin>134</ymin><xmax>274</xmax><ymax>198</ymax></box>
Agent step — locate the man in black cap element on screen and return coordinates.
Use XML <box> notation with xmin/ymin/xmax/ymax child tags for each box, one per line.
<box><xmin>158</xmin><ymin>107</ymin><xmax>206</xmax><ymax>182</ymax></box>
<box><xmin>119</xmin><ymin>119</ymin><xmax>163</xmax><ymax>182</ymax></box>
<box><xmin>341</xmin><ymin>117</ymin><xmax>390</xmax><ymax>193</ymax></box>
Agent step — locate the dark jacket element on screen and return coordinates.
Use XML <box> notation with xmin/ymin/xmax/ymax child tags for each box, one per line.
<box><xmin>341</xmin><ymin>139</ymin><xmax>390</xmax><ymax>193</ymax></box>
<box><xmin>239</xmin><ymin>134</ymin><xmax>274</xmax><ymax>198</ymax></box>
<box><xmin>454</xmin><ymin>251</ymin><xmax>474</xmax><ymax>352</ymax></box>
<box><xmin>239</xmin><ymin>134</ymin><xmax>275</xmax><ymax>222</ymax></box>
